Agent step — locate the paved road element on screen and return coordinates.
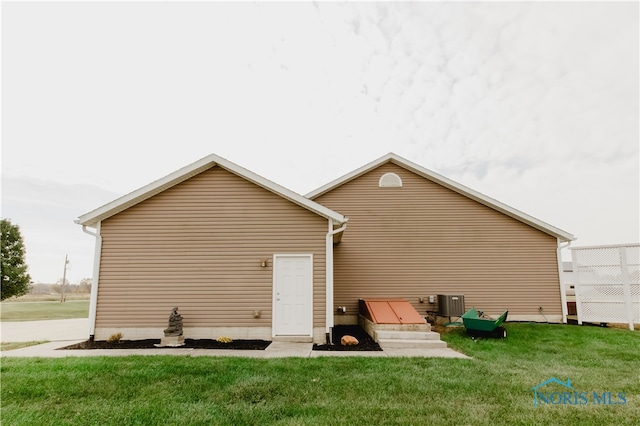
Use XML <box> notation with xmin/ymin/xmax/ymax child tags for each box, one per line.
<box><xmin>1</xmin><ymin>318</ymin><xmax>89</xmax><ymax>342</ymax></box>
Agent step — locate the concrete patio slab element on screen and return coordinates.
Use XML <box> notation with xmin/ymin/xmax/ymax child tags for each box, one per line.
<box><xmin>263</xmin><ymin>341</ymin><xmax>314</xmax><ymax>357</ymax></box>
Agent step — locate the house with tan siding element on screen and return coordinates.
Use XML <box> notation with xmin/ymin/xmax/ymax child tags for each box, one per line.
<box><xmin>308</xmin><ymin>153</ymin><xmax>575</xmax><ymax>326</ymax></box>
<box><xmin>77</xmin><ymin>153</ymin><xmax>574</xmax><ymax>343</ymax></box>
<box><xmin>76</xmin><ymin>155</ymin><xmax>347</xmax><ymax>343</ymax></box>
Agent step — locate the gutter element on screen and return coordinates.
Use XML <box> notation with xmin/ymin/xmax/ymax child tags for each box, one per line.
<box><xmin>557</xmin><ymin>239</ymin><xmax>572</xmax><ymax>324</ymax></box>
<box><xmin>78</xmin><ymin>221</ymin><xmax>102</xmax><ymax>341</ymax></box>
<box><xmin>325</xmin><ymin>218</ymin><xmax>348</xmax><ymax>344</ymax></box>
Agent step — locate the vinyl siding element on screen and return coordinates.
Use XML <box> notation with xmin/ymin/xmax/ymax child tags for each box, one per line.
<box><xmin>314</xmin><ymin>162</ymin><xmax>562</xmax><ymax>318</ymax></box>
<box><xmin>96</xmin><ymin>166</ymin><xmax>327</xmax><ymax>330</ymax></box>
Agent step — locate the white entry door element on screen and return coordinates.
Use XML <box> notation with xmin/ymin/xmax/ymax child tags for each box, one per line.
<box><xmin>273</xmin><ymin>255</ymin><xmax>313</xmax><ymax>336</ymax></box>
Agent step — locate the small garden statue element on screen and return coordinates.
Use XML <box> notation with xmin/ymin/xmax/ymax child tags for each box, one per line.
<box><xmin>164</xmin><ymin>307</ymin><xmax>183</xmax><ymax>337</ymax></box>
<box><xmin>155</xmin><ymin>307</ymin><xmax>185</xmax><ymax>347</ymax></box>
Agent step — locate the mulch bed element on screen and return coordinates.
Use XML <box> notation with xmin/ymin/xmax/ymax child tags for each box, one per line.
<box><xmin>59</xmin><ymin>339</ymin><xmax>271</xmax><ymax>350</ymax></box>
<box><xmin>59</xmin><ymin>325</ymin><xmax>380</xmax><ymax>351</ymax></box>
<box><xmin>312</xmin><ymin>325</ymin><xmax>382</xmax><ymax>351</ymax></box>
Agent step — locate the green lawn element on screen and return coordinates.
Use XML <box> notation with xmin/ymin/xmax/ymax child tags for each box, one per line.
<box><xmin>0</xmin><ymin>301</ymin><xmax>89</xmax><ymax>322</ymax></box>
<box><xmin>1</xmin><ymin>323</ymin><xmax>638</xmax><ymax>425</ymax></box>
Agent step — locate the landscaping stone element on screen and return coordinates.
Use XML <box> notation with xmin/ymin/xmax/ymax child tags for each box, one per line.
<box><xmin>341</xmin><ymin>335</ymin><xmax>359</xmax><ymax>346</ymax></box>
<box><xmin>313</xmin><ymin>325</ymin><xmax>382</xmax><ymax>351</ymax></box>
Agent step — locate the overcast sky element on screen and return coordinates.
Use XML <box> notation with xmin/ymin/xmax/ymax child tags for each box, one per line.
<box><xmin>2</xmin><ymin>1</ymin><xmax>639</xmax><ymax>284</ymax></box>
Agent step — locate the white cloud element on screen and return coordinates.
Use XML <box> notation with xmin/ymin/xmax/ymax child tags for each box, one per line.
<box><xmin>2</xmin><ymin>1</ymin><xmax>637</xmax><ymax>280</ymax></box>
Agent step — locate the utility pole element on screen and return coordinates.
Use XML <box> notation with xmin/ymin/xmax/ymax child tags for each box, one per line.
<box><xmin>60</xmin><ymin>254</ymin><xmax>69</xmax><ymax>303</ymax></box>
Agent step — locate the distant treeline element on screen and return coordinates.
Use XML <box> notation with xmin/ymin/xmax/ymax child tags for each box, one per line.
<box><xmin>30</xmin><ymin>279</ymin><xmax>92</xmax><ymax>295</ymax></box>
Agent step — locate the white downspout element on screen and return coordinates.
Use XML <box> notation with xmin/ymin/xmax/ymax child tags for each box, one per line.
<box><xmin>557</xmin><ymin>239</ymin><xmax>571</xmax><ymax>324</ymax></box>
<box><xmin>326</xmin><ymin>218</ymin><xmax>348</xmax><ymax>344</ymax></box>
<box><xmin>81</xmin><ymin>222</ymin><xmax>102</xmax><ymax>340</ymax></box>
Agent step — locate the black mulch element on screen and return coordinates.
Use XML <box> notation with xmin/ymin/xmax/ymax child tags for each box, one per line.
<box><xmin>59</xmin><ymin>339</ymin><xmax>271</xmax><ymax>350</ymax></box>
<box><xmin>312</xmin><ymin>325</ymin><xmax>382</xmax><ymax>351</ymax></box>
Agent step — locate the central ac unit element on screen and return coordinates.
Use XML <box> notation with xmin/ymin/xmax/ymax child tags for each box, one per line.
<box><xmin>437</xmin><ymin>294</ymin><xmax>465</xmax><ymax>317</ymax></box>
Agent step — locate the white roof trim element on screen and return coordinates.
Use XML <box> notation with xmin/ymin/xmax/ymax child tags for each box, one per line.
<box><xmin>570</xmin><ymin>243</ymin><xmax>638</xmax><ymax>250</ymax></box>
<box><xmin>306</xmin><ymin>153</ymin><xmax>575</xmax><ymax>242</ymax></box>
<box><xmin>76</xmin><ymin>154</ymin><xmax>346</xmax><ymax>228</ymax></box>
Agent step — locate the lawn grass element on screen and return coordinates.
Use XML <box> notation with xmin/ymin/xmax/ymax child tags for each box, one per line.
<box><xmin>1</xmin><ymin>323</ymin><xmax>638</xmax><ymax>425</ymax></box>
<box><xmin>0</xmin><ymin>301</ymin><xmax>89</xmax><ymax>322</ymax></box>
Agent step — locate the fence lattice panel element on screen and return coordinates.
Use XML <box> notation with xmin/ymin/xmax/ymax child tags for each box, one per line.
<box><xmin>571</xmin><ymin>244</ymin><xmax>639</xmax><ymax>330</ymax></box>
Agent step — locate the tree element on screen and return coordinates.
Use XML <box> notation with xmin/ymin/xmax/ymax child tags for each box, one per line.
<box><xmin>1</xmin><ymin>219</ymin><xmax>32</xmax><ymax>300</ymax></box>
<box><xmin>79</xmin><ymin>277</ymin><xmax>92</xmax><ymax>293</ymax></box>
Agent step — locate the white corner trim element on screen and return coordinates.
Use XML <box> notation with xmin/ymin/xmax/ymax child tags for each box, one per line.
<box><xmin>86</xmin><ymin>222</ymin><xmax>102</xmax><ymax>337</ymax></box>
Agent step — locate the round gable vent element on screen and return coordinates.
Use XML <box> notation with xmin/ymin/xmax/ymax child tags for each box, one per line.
<box><xmin>379</xmin><ymin>172</ymin><xmax>402</xmax><ymax>187</ymax></box>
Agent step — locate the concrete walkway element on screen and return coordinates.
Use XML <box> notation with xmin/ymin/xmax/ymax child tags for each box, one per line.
<box><xmin>1</xmin><ymin>318</ymin><xmax>89</xmax><ymax>342</ymax></box>
<box><xmin>1</xmin><ymin>319</ymin><xmax>469</xmax><ymax>359</ymax></box>
<box><xmin>1</xmin><ymin>340</ymin><xmax>469</xmax><ymax>358</ymax></box>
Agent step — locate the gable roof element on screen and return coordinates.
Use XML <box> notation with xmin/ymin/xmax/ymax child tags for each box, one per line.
<box><xmin>306</xmin><ymin>153</ymin><xmax>575</xmax><ymax>242</ymax></box>
<box><xmin>76</xmin><ymin>154</ymin><xmax>347</xmax><ymax>228</ymax></box>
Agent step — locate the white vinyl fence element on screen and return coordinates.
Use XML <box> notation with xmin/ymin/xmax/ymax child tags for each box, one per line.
<box><xmin>571</xmin><ymin>244</ymin><xmax>639</xmax><ymax>330</ymax></box>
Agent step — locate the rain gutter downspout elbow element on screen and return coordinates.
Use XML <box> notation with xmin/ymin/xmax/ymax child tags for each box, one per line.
<box><xmin>81</xmin><ymin>224</ymin><xmax>97</xmax><ymax>238</ymax></box>
<box><xmin>326</xmin><ymin>218</ymin><xmax>348</xmax><ymax>344</ymax></box>
<box><xmin>80</xmin><ymin>222</ymin><xmax>102</xmax><ymax>341</ymax></box>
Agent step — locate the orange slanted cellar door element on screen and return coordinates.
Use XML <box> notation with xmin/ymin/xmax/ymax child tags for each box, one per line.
<box><xmin>363</xmin><ymin>299</ymin><xmax>425</xmax><ymax>324</ymax></box>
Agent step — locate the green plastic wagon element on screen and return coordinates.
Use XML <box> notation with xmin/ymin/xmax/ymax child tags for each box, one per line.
<box><xmin>461</xmin><ymin>307</ymin><xmax>508</xmax><ymax>338</ymax></box>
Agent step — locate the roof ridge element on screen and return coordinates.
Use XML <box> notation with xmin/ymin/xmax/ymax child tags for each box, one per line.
<box><xmin>76</xmin><ymin>153</ymin><xmax>346</xmax><ymax>227</ymax></box>
<box><xmin>305</xmin><ymin>153</ymin><xmax>574</xmax><ymax>242</ymax></box>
